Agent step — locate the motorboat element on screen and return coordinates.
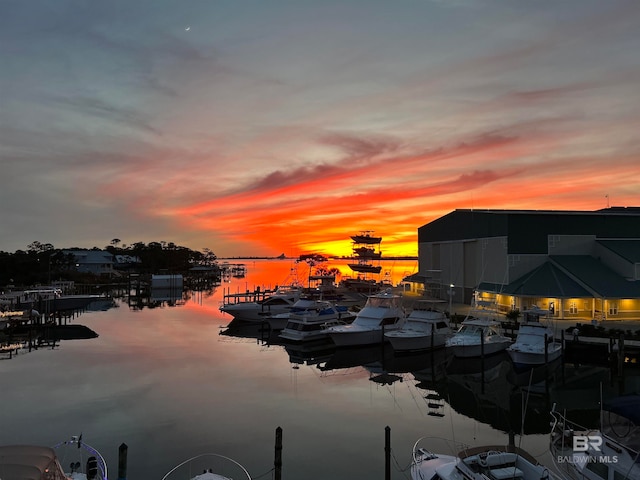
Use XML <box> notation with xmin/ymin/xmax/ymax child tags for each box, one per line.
<box><xmin>348</xmin><ymin>231</ymin><xmax>383</xmax><ymax>275</ymax></box>
<box><xmin>0</xmin><ymin>436</ymin><xmax>108</xmax><ymax>480</ymax></box>
<box><xmin>550</xmin><ymin>396</ymin><xmax>640</xmax><ymax>480</ymax></box>
<box><xmin>411</xmin><ymin>437</ymin><xmax>561</xmax><ymax>480</ymax></box>
<box><xmin>162</xmin><ymin>453</ymin><xmax>252</xmax><ymax>480</ymax></box>
<box><xmin>276</xmin><ymin>298</ymin><xmax>356</xmax><ymax>341</ymax></box>
<box><xmin>446</xmin><ymin>318</ymin><xmax>512</xmax><ymax>358</ymax></box>
<box><xmin>219</xmin><ymin>284</ymin><xmax>303</xmax><ymax>322</ymax></box>
<box><xmin>507</xmin><ymin>307</ymin><xmax>562</xmax><ymax>367</ymax></box>
<box><xmin>327</xmin><ymin>291</ymin><xmax>406</xmax><ymax>347</ymax></box>
<box><xmin>385</xmin><ymin>300</ymin><xmax>451</xmax><ymax>352</ymax></box>
<box><xmin>53</xmin><ymin>436</ymin><xmax>108</xmax><ymax>480</ymax></box>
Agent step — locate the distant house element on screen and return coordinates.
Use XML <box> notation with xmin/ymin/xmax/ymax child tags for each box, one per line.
<box><xmin>114</xmin><ymin>254</ymin><xmax>142</xmax><ymax>270</ymax></box>
<box><xmin>413</xmin><ymin>207</ymin><xmax>640</xmax><ymax>322</ymax></box>
<box><xmin>62</xmin><ymin>250</ymin><xmax>115</xmax><ymax>276</ymax></box>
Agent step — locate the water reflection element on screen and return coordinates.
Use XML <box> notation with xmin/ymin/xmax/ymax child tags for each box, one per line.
<box><xmin>3</xmin><ymin>259</ymin><xmax>640</xmax><ymax>480</ymax></box>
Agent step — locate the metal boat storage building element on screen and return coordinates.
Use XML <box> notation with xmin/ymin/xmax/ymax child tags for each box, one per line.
<box><xmin>414</xmin><ymin>207</ymin><xmax>640</xmax><ymax>322</ymax></box>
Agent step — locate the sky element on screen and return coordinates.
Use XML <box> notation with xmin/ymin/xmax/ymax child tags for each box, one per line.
<box><xmin>2</xmin><ymin>0</ymin><xmax>639</xmax><ymax>258</ymax></box>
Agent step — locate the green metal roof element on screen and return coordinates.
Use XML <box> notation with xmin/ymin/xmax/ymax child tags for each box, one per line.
<box><xmin>480</xmin><ymin>262</ymin><xmax>592</xmax><ymax>298</ymax></box>
<box><xmin>597</xmin><ymin>239</ymin><xmax>640</xmax><ymax>263</ymax></box>
<box><xmin>550</xmin><ymin>255</ymin><xmax>640</xmax><ymax>298</ymax></box>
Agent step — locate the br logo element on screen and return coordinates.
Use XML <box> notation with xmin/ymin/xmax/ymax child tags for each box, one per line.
<box><xmin>573</xmin><ymin>435</ymin><xmax>603</xmax><ymax>452</ymax></box>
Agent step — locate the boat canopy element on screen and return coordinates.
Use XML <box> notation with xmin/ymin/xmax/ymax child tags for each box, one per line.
<box><xmin>0</xmin><ymin>445</ymin><xmax>67</xmax><ymax>480</ymax></box>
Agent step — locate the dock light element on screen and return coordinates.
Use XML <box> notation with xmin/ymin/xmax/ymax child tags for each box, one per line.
<box><xmin>448</xmin><ymin>284</ymin><xmax>454</xmax><ymax>316</ymax></box>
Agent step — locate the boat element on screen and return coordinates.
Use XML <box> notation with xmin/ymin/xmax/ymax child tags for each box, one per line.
<box><xmin>0</xmin><ymin>445</ymin><xmax>79</xmax><ymax>480</ymax></box>
<box><xmin>550</xmin><ymin>396</ymin><xmax>640</xmax><ymax>480</ymax></box>
<box><xmin>162</xmin><ymin>453</ymin><xmax>252</xmax><ymax>480</ymax></box>
<box><xmin>350</xmin><ymin>231</ymin><xmax>382</xmax><ymax>244</ymax></box>
<box><xmin>52</xmin><ymin>435</ymin><xmax>108</xmax><ymax>480</ymax></box>
<box><xmin>384</xmin><ymin>300</ymin><xmax>451</xmax><ymax>352</ymax></box>
<box><xmin>411</xmin><ymin>437</ymin><xmax>561</xmax><ymax>480</ymax></box>
<box><xmin>219</xmin><ymin>284</ymin><xmax>303</xmax><ymax>322</ymax></box>
<box><xmin>326</xmin><ymin>291</ymin><xmax>406</xmax><ymax>347</ymax></box>
<box><xmin>507</xmin><ymin>307</ymin><xmax>562</xmax><ymax>367</ymax></box>
<box><xmin>276</xmin><ymin>298</ymin><xmax>356</xmax><ymax>341</ymax></box>
<box><xmin>348</xmin><ymin>231</ymin><xmax>383</xmax><ymax>275</ymax></box>
<box><xmin>0</xmin><ymin>436</ymin><xmax>108</xmax><ymax>480</ymax></box>
<box><xmin>446</xmin><ymin>318</ymin><xmax>512</xmax><ymax>358</ymax></box>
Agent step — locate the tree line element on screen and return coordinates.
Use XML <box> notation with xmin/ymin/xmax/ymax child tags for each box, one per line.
<box><xmin>0</xmin><ymin>240</ymin><xmax>218</xmax><ymax>287</ymax></box>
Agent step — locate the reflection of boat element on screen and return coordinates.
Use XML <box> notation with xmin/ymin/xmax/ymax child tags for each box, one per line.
<box><xmin>411</xmin><ymin>438</ymin><xmax>561</xmax><ymax>480</ymax></box>
<box><xmin>219</xmin><ymin>319</ymin><xmax>283</xmax><ymax>345</ymax></box>
<box><xmin>269</xmin><ymin>297</ymin><xmax>355</xmax><ymax>333</ymax></box>
<box><xmin>385</xmin><ymin>300</ymin><xmax>451</xmax><ymax>352</ymax></box>
<box><xmin>162</xmin><ymin>453</ymin><xmax>252</xmax><ymax>480</ymax></box>
<box><xmin>507</xmin><ymin>308</ymin><xmax>562</xmax><ymax>367</ymax></box>
<box><xmin>446</xmin><ymin>318</ymin><xmax>512</xmax><ymax>358</ymax></box>
<box><xmin>550</xmin><ymin>395</ymin><xmax>640</xmax><ymax>480</ymax></box>
<box><xmin>54</xmin><ymin>435</ymin><xmax>108</xmax><ymax>479</ymax></box>
<box><xmin>219</xmin><ymin>285</ymin><xmax>303</xmax><ymax>322</ymax></box>
<box><xmin>327</xmin><ymin>291</ymin><xmax>405</xmax><ymax>347</ymax></box>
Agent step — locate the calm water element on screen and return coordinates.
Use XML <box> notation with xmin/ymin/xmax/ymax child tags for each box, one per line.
<box><xmin>2</xmin><ymin>259</ymin><xmax>638</xmax><ymax>479</ymax></box>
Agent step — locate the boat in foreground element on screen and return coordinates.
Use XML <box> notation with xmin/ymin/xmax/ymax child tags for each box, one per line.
<box><xmin>385</xmin><ymin>300</ymin><xmax>451</xmax><ymax>352</ymax></box>
<box><xmin>162</xmin><ymin>453</ymin><xmax>252</xmax><ymax>480</ymax></box>
<box><xmin>327</xmin><ymin>291</ymin><xmax>405</xmax><ymax>347</ymax></box>
<box><xmin>411</xmin><ymin>437</ymin><xmax>560</xmax><ymax>480</ymax></box>
<box><xmin>446</xmin><ymin>318</ymin><xmax>512</xmax><ymax>358</ymax></box>
<box><xmin>0</xmin><ymin>436</ymin><xmax>107</xmax><ymax>480</ymax></box>
<box><xmin>550</xmin><ymin>398</ymin><xmax>640</xmax><ymax>480</ymax></box>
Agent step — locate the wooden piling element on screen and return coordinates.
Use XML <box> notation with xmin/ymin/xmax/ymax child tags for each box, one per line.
<box><xmin>274</xmin><ymin>426</ymin><xmax>283</xmax><ymax>480</ymax></box>
<box><xmin>117</xmin><ymin>443</ymin><xmax>128</xmax><ymax>480</ymax></box>
<box><xmin>385</xmin><ymin>426</ymin><xmax>391</xmax><ymax>480</ymax></box>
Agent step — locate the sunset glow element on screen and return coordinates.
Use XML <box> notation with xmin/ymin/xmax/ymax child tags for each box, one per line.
<box><xmin>2</xmin><ymin>1</ymin><xmax>639</xmax><ymax>257</ymax></box>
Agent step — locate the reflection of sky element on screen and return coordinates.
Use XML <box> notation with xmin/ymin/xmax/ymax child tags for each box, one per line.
<box><xmin>0</xmin><ymin>261</ymin><xmax>611</xmax><ymax>478</ymax></box>
<box><xmin>2</xmin><ymin>1</ymin><xmax>640</xmax><ymax>257</ymax></box>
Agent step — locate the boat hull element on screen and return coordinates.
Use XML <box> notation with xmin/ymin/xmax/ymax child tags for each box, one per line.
<box><xmin>507</xmin><ymin>343</ymin><xmax>563</xmax><ymax>366</ymax></box>
<box><xmin>385</xmin><ymin>332</ymin><xmax>448</xmax><ymax>352</ymax></box>
<box><xmin>329</xmin><ymin>328</ymin><xmax>386</xmax><ymax>347</ymax></box>
<box><xmin>448</xmin><ymin>340</ymin><xmax>511</xmax><ymax>358</ymax></box>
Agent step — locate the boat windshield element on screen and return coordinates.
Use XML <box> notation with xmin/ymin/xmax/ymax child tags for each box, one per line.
<box><xmin>457</xmin><ymin>324</ymin><xmax>484</xmax><ymax>336</ymax></box>
<box><xmin>366</xmin><ymin>296</ymin><xmax>400</xmax><ymax>309</ymax></box>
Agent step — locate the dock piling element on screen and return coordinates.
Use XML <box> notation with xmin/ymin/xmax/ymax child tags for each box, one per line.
<box><xmin>117</xmin><ymin>443</ymin><xmax>128</xmax><ymax>480</ymax></box>
<box><xmin>385</xmin><ymin>426</ymin><xmax>391</xmax><ymax>480</ymax></box>
<box><xmin>274</xmin><ymin>426</ymin><xmax>283</xmax><ymax>480</ymax></box>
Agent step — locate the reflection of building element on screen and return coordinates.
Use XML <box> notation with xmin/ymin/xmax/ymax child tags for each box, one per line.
<box><xmin>415</xmin><ymin>208</ymin><xmax>640</xmax><ymax>322</ymax></box>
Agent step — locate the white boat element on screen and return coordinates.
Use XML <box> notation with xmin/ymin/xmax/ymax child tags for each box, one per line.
<box><xmin>219</xmin><ymin>285</ymin><xmax>303</xmax><ymax>322</ymax></box>
<box><xmin>385</xmin><ymin>300</ymin><xmax>451</xmax><ymax>352</ymax></box>
<box><xmin>276</xmin><ymin>298</ymin><xmax>356</xmax><ymax>341</ymax></box>
<box><xmin>327</xmin><ymin>291</ymin><xmax>406</xmax><ymax>347</ymax></box>
<box><xmin>53</xmin><ymin>436</ymin><xmax>108</xmax><ymax>480</ymax></box>
<box><xmin>162</xmin><ymin>453</ymin><xmax>252</xmax><ymax>480</ymax></box>
<box><xmin>446</xmin><ymin>318</ymin><xmax>512</xmax><ymax>358</ymax></box>
<box><xmin>550</xmin><ymin>397</ymin><xmax>640</xmax><ymax>480</ymax></box>
<box><xmin>0</xmin><ymin>436</ymin><xmax>108</xmax><ymax>480</ymax></box>
<box><xmin>411</xmin><ymin>438</ymin><xmax>561</xmax><ymax>480</ymax></box>
<box><xmin>507</xmin><ymin>307</ymin><xmax>562</xmax><ymax>367</ymax></box>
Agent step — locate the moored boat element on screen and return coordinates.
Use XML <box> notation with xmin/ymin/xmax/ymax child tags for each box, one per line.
<box><xmin>52</xmin><ymin>435</ymin><xmax>108</xmax><ymax>480</ymax></box>
<box><xmin>411</xmin><ymin>437</ymin><xmax>561</xmax><ymax>480</ymax></box>
<box><xmin>550</xmin><ymin>397</ymin><xmax>640</xmax><ymax>480</ymax></box>
<box><xmin>162</xmin><ymin>453</ymin><xmax>252</xmax><ymax>480</ymax></box>
<box><xmin>507</xmin><ymin>307</ymin><xmax>562</xmax><ymax>367</ymax></box>
<box><xmin>446</xmin><ymin>318</ymin><xmax>512</xmax><ymax>358</ymax></box>
<box><xmin>276</xmin><ymin>298</ymin><xmax>356</xmax><ymax>341</ymax></box>
<box><xmin>385</xmin><ymin>300</ymin><xmax>451</xmax><ymax>352</ymax></box>
<box><xmin>219</xmin><ymin>284</ymin><xmax>303</xmax><ymax>322</ymax></box>
<box><xmin>327</xmin><ymin>291</ymin><xmax>406</xmax><ymax>347</ymax></box>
